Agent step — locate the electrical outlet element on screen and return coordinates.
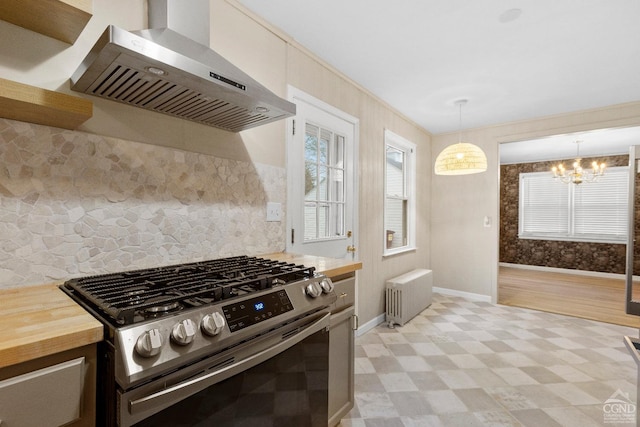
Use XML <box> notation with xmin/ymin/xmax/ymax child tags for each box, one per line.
<box><xmin>266</xmin><ymin>202</ymin><xmax>282</xmax><ymax>222</ymax></box>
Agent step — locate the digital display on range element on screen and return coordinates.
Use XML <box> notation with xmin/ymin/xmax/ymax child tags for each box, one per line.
<box><xmin>223</xmin><ymin>290</ymin><xmax>293</xmax><ymax>332</ymax></box>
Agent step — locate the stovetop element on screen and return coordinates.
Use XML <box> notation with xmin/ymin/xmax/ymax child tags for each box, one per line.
<box><xmin>61</xmin><ymin>255</ymin><xmax>316</xmax><ymax>327</ymax></box>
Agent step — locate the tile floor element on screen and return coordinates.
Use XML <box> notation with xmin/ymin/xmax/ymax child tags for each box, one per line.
<box><xmin>340</xmin><ymin>293</ymin><xmax>639</xmax><ymax>427</ymax></box>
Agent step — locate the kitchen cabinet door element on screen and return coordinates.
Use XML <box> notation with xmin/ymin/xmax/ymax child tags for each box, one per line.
<box><xmin>328</xmin><ymin>305</ymin><xmax>355</xmax><ymax>426</ymax></box>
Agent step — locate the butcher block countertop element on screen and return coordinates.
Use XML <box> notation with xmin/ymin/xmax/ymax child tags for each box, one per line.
<box><xmin>0</xmin><ymin>283</ymin><xmax>103</xmax><ymax>369</ymax></box>
<box><xmin>262</xmin><ymin>252</ymin><xmax>362</xmax><ymax>278</ymax></box>
<box><xmin>0</xmin><ymin>254</ymin><xmax>359</xmax><ymax>369</ymax></box>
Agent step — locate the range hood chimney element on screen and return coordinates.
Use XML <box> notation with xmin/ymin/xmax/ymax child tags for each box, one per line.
<box><xmin>70</xmin><ymin>0</ymin><xmax>295</xmax><ymax>132</ymax></box>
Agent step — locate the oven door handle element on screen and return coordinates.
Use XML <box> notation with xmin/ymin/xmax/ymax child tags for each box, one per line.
<box><xmin>128</xmin><ymin>312</ymin><xmax>331</xmax><ymax>416</ymax></box>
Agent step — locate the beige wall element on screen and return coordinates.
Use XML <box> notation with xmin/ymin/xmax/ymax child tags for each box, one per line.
<box><xmin>431</xmin><ymin>101</ymin><xmax>640</xmax><ymax>302</ymax></box>
<box><xmin>284</xmin><ymin>42</ymin><xmax>432</xmax><ymax>326</ymax></box>
<box><xmin>0</xmin><ymin>0</ymin><xmax>432</xmax><ymax>327</ymax></box>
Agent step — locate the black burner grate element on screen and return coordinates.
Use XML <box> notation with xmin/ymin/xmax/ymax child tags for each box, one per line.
<box><xmin>61</xmin><ymin>256</ymin><xmax>315</xmax><ymax>325</ymax></box>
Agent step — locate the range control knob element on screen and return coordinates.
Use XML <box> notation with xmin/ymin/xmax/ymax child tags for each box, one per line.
<box><xmin>319</xmin><ymin>278</ymin><xmax>334</xmax><ymax>294</ymax></box>
<box><xmin>201</xmin><ymin>312</ymin><xmax>226</xmax><ymax>337</ymax></box>
<box><xmin>135</xmin><ymin>328</ymin><xmax>164</xmax><ymax>358</ymax></box>
<box><xmin>305</xmin><ymin>281</ymin><xmax>322</xmax><ymax>298</ymax></box>
<box><xmin>171</xmin><ymin>319</ymin><xmax>197</xmax><ymax>346</ymax></box>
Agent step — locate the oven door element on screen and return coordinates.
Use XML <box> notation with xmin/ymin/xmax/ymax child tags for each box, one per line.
<box><xmin>119</xmin><ymin>312</ymin><xmax>330</xmax><ymax>427</ymax></box>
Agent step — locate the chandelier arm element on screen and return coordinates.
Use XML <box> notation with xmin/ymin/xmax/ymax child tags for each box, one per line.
<box><xmin>550</xmin><ymin>140</ymin><xmax>604</xmax><ymax>184</ymax></box>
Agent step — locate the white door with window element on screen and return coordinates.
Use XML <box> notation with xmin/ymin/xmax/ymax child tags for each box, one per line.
<box><xmin>286</xmin><ymin>87</ymin><xmax>359</xmax><ymax>259</ymax></box>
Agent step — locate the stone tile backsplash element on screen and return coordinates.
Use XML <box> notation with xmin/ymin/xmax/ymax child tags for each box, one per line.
<box><xmin>0</xmin><ymin>119</ymin><xmax>285</xmax><ymax>288</ymax></box>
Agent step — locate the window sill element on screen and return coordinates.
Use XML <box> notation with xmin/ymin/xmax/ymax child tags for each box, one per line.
<box><xmin>518</xmin><ymin>234</ymin><xmax>626</xmax><ymax>245</ymax></box>
<box><xmin>383</xmin><ymin>246</ymin><xmax>417</xmax><ymax>258</ymax></box>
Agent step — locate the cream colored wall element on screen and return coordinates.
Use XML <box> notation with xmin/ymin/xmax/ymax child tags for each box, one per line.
<box><xmin>0</xmin><ymin>0</ymin><xmax>432</xmax><ymax>325</ymax></box>
<box><xmin>267</xmin><ymin>13</ymin><xmax>432</xmax><ymax>327</ymax></box>
<box><xmin>431</xmin><ymin>101</ymin><xmax>640</xmax><ymax>301</ymax></box>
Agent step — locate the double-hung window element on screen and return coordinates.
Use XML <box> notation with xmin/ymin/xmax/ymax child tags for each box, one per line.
<box><xmin>384</xmin><ymin>130</ymin><xmax>416</xmax><ymax>255</ymax></box>
<box><xmin>518</xmin><ymin>166</ymin><xmax>628</xmax><ymax>243</ymax></box>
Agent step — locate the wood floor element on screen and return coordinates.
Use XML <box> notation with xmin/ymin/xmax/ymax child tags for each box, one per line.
<box><xmin>498</xmin><ymin>265</ymin><xmax>640</xmax><ymax>329</ymax></box>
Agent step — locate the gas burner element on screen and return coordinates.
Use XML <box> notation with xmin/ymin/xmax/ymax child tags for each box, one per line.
<box><xmin>61</xmin><ymin>255</ymin><xmax>316</xmax><ymax>326</ymax></box>
<box><xmin>145</xmin><ymin>300</ymin><xmax>181</xmax><ymax>314</ymax></box>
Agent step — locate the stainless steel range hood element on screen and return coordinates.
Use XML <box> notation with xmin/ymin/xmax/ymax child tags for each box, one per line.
<box><xmin>70</xmin><ymin>5</ymin><xmax>295</xmax><ymax>132</ymax></box>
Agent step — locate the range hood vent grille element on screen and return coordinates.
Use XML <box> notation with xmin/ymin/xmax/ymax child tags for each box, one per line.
<box><xmin>71</xmin><ymin>26</ymin><xmax>295</xmax><ymax>132</ymax></box>
<box><xmin>88</xmin><ymin>63</ymin><xmax>272</xmax><ymax>130</ymax></box>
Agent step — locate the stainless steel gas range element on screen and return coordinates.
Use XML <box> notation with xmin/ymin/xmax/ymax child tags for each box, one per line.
<box><xmin>61</xmin><ymin>255</ymin><xmax>336</xmax><ymax>427</ymax></box>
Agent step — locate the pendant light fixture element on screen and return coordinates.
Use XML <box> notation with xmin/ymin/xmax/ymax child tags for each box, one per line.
<box><xmin>434</xmin><ymin>99</ymin><xmax>488</xmax><ymax>175</ymax></box>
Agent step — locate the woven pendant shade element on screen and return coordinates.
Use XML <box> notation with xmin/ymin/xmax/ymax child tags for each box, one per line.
<box><xmin>434</xmin><ymin>142</ymin><xmax>488</xmax><ymax>175</ymax></box>
<box><xmin>434</xmin><ymin>99</ymin><xmax>487</xmax><ymax>176</ymax></box>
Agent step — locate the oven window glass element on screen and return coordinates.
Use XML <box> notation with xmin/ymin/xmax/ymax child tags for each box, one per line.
<box><xmin>133</xmin><ymin>329</ymin><xmax>329</xmax><ymax>427</ymax></box>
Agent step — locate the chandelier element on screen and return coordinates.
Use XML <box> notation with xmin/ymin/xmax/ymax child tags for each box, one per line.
<box><xmin>434</xmin><ymin>99</ymin><xmax>487</xmax><ymax>175</ymax></box>
<box><xmin>551</xmin><ymin>140</ymin><xmax>605</xmax><ymax>184</ymax></box>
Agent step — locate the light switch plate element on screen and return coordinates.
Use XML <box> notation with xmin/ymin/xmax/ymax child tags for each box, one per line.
<box><xmin>266</xmin><ymin>202</ymin><xmax>282</xmax><ymax>222</ymax></box>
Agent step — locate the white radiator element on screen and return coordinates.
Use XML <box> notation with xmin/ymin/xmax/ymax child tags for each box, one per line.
<box><xmin>385</xmin><ymin>269</ymin><xmax>432</xmax><ymax>327</ymax></box>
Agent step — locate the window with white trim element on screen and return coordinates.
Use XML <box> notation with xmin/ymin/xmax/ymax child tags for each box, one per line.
<box><xmin>518</xmin><ymin>166</ymin><xmax>628</xmax><ymax>243</ymax></box>
<box><xmin>384</xmin><ymin>130</ymin><xmax>416</xmax><ymax>254</ymax></box>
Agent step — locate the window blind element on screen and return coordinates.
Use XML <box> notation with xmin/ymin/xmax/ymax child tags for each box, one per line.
<box><xmin>573</xmin><ymin>168</ymin><xmax>628</xmax><ymax>238</ymax></box>
<box><xmin>519</xmin><ymin>166</ymin><xmax>628</xmax><ymax>243</ymax></box>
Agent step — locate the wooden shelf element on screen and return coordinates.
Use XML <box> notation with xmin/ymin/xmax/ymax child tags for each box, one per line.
<box><xmin>0</xmin><ymin>78</ymin><xmax>93</xmax><ymax>130</ymax></box>
<box><xmin>0</xmin><ymin>0</ymin><xmax>92</xmax><ymax>44</ymax></box>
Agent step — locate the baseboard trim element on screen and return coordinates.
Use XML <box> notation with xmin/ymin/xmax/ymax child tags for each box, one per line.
<box><xmin>433</xmin><ymin>287</ymin><xmax>492</xmax><ymax>303</ymax></box>
<box><xmin>499</xmin><ymin>262</ymin><xmax>626</xmax><ymax>280</ymax></box>
<box><xmin>356</xmin><ymin>313</ymin><xmax>386</xmax><ymax>337</ymax></box>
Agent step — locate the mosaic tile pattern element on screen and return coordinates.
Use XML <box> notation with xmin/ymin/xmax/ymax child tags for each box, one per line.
<box><xmin>341</xmin><ymin>293</ymin><xmax>638</xmax><ymax>427</ymax></box>
<box><xmin>0</xmin><ymin>119</ymin><xmax>285</xmax><ymax>288</ymax></box>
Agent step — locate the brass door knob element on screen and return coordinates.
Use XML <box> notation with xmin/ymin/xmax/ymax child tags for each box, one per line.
<box><xmin>347</xmin><ymin>245</ymin><xmax>356</xmax><ymax>253</ymax></box>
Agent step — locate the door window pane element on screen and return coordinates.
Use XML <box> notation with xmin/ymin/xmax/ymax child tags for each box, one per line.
<box><xmin>318</xmin><ymin>204</ymin><xmax>329</xmax><ymax>238</ymax></box>
<box><xmin>304</xmin><ymin>162</ymin><xmax>317</xmax><ymax>201</ymax></box>
<box><xmin>304</xmin><ymin>123</ymin><xmax>346</xmax><ymax>241</ymax></box>
<box><xmin>318</xmin><ymin>166</ymin><xmax>328</xmax><ymax>201</ymax></box>
<box><xmin>304</xmin><ymin>203</ymin><xmax>317</xmax><ymax>240</ymax></box>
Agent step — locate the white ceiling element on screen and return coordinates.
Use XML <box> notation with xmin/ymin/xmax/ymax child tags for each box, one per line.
<box><xmin>237</xmin><ymin>0</ymin><xmax>640</xmax><ymax>163</ymax></box>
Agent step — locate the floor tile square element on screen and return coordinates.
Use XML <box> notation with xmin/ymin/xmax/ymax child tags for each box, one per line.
<box><xmin>397</xmin><ymin>355</ymin><xmax>432</xmax><ymax>372</ymax></box>
<box><xmin>423</xmin><ymin>390</ymin><xmax>468</xmax><ymax>414</ymax></box>
<box><xmin>436</xmin><ymin>369</ymin><xmax>479</xmax><ymax>389</ymax></box>
<box><xmin>492</xmin><ymin>367</ymin><xmax>539</xmax><ymax>386</ymax></box>
<box><xmin>354</xmin><ymin>392</ymin><xmax>399</xmax><ymax>418</ymax></box>
<box><xmin>449</xmin><ymin>353</ymin><xmax>487</xmax><ymax>369</ymax></box>
<box><xmin>544</xmin><ymin>382</ymin><xmax>602</xmax><ymax>405</ymax></box>
<box><xmin>510</xmin><ymin>408</ymin><xmax>564</xmax><ymax>427</ymax></box>
<box><xmin>453</xmin><ymin>388</ymin><xmax>502</xmax><ymax>412</ymax></box>
<box><xmin>379</xmin><ymin>372</ymin><xmax>419</xmax><ymax>392</ymax></box>
<box><xmin>387</xmin><ymin>391</ymin><xmax>433</xmax><ymax>416</ymax></box>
